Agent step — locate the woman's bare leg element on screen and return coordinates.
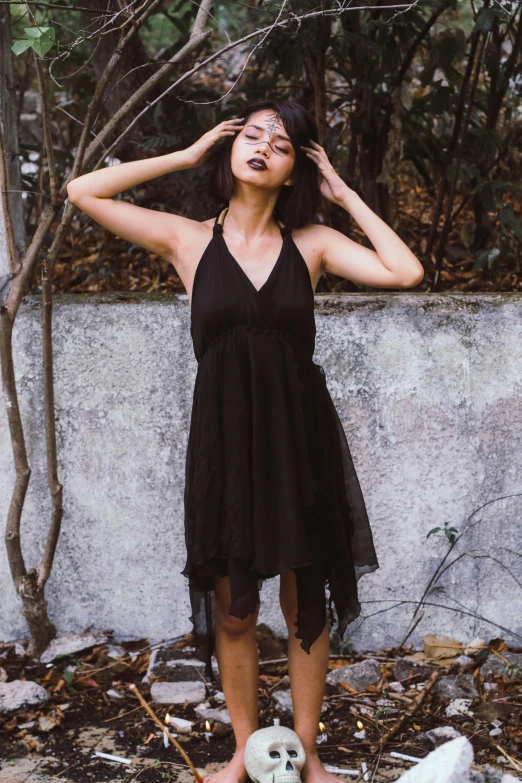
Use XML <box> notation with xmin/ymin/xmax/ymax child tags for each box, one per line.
<box><xmin>279</xmin><ymin>570</ymin><xmax>340</xmax><ymax>783</ymax></box>
<box><xmin>203</xmin><ymin>574</ymin><xmax>260</xmax><ymax>783</ymax></box>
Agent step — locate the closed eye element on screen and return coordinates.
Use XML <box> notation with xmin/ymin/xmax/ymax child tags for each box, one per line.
<box><xmin>245</xmin><ymin>134</ymin><xmax>288</xmax><ymax>153</ymax></box>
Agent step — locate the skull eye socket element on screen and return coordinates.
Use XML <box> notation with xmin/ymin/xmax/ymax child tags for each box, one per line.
<box><xmin>269</xmin><ymin>751</ymin><xmax>281</xmax><ymax>759</ymax></box>
<box><xmin>287</xmin><ymin>750</ymin><xmax>298</xmax><ymax>757</ymax></box>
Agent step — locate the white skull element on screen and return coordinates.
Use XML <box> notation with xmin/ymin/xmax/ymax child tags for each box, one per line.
<box><xmin>244</xmin><ymin>726</ymin><xmax>306</xmax><ymax>783</ymax></box>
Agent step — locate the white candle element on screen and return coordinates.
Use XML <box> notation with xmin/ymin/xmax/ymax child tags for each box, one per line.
<box><xmin>93</xmin><ymin>752</ymin><xmax>132</xmax><ymax>765</ymax></box>
<box><xmin>164</xmin><ymin>713</ymin><xmax>170</xmax><ymax>747</ymax></box>
<box><xmin>354</xmin><ymin>718</ymin><xmax>366</xmax><ymax>740</ymax></box>
<box><xmin>316</xmin><ymin>721</ymin><xmax>327</xmax><ymax>744</ymax></box>
<box><xmin>390</xmin><ymin>751</ymin><xmax>422</xmax><ymax>763</ymax></box>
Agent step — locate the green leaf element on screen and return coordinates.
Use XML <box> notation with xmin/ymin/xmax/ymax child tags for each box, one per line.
<box><xmin>11</xmin><ymin>39</ymin><xmax>33</xmax><ymax>56</ymax></box>
<box><xmin>12</xmin><ymin>26</ymin><xmax>56</xmax><ymax>58</ymax></box>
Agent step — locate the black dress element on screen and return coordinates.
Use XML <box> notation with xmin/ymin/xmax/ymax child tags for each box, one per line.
<box><xmin>181</xmin><ymin>206</ymin><xmax>379</xmax><ymax>679</ymax></box>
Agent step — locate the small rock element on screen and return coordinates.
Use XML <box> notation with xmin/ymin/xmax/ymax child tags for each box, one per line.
<box><xmin>418</xmin><ymin>725</ymin><xmax>463</xmax><ymax>748</ymax></box>
<box><xmin>106</xmin><ymin>644</ymin><xmax>126</xmax><ymax>659</ymax></box>
<box><xmin>41</xmin><ymin>630</ymin><xmax>112</xmax><ymax>663</ymax></box>
<box><xmin>388</xmin><ymin>681</ymin><xmax>405</xmax><ymax>693</ymax></box>
<box><xmin>489</xmin><ymin>728</ymin><xmax>502</xmax><ymax>737</ymax></box>
<box><xmin>272</xmin><ymin>690</ymin><xmax>293</xmax><ymax>715</ymax></box>
<box><xmin>194</xmin><ymin>705</ymin><xmax>232</xmax><ymax>725</ymax></box>
<box><xmin>213</xmin><ymin>690</ymin><xmax>226</xmax><ymax>703</ymax></box>
<box><xmin>37</xmin><ymin>715</ymin><xmax>57</xmax><ymax>732</ymax></box>
<box><xmin>464</xmin><ymin>638</ymin><xmax>486</xmax><ymax>656</ymax></box>
<box><xmin>445</xmin><ymin>698</ymin><xmax>475</xmax><ymax>718</ymax></box>
<box><xmin>0</xmin><ymin>680</ymin><xmax>49</xmax><ymax>714</ymax></box>
<box><xmin>150</xmin><ymin>680</ymin><xmax>206</xmax><ymax>705</ymax></box>
<box><xmin>271</xmin><ymin>690</ymin><xmax>328</xmax><ymax>716</ymax></box>
<box><xmin>480</xmin><ymin>653</ymin><xmax>522</xmax><ymax>682</ymax></box>
<box><xmin>393</xmin><ymin>658</ymin><xmax>435</xmax><ymax>682</ymax></box>
<box><xmin>0</xmin><ymin>667</ymin><xmax>7</xmax><ymax>682</ymax></box>
<box><xmin>326</xmin><ymin>658</ymin><xmax>381</xmax><ymax>691</ymax></box>
<box><xmin>484</xmin><ymin>682</ymin><xmax>498</xmax><ymax>692</ymax></box>
<box><xmin>434</xmin><ymin>673</ymin><xmax>480</xmax><ymax>701</ymax></box>
<box><xmin>106</xmin><ymin>689</ymin><xmax>124</xmax><ymax>699</ymax></box>
<box><xmin>143</xmin><ymin>648</ymin><xmax>206</xmax><ymax>684</ymax></box>
<box><xmin>455</xmin><ymin>655</ymin><xmax>474</xmax><ymax>667</ymax></box>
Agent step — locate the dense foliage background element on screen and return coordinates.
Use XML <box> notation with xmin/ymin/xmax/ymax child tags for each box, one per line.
<box><xmin>9</xmin><ymin>0</ymin><xmax>522</xmax><ymax>295</ymax></box>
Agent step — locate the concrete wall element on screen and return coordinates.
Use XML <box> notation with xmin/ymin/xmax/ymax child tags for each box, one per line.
<box><xmin>1</xmin><ymin>293</ymin><xmax>521</xmax><ymax>651</ymax></box>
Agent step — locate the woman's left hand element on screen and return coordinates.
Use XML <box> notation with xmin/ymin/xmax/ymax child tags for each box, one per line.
<box><xmin>300</xmin><ymin>140</ymin><xmax>354</xmax><ymax>206</ymax></box>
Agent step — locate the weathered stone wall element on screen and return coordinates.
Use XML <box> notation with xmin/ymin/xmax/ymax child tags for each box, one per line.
<box><xmin>1</xmin><ymin>293</ymin><xmax>521</xmax><ymax>650</ymax></box>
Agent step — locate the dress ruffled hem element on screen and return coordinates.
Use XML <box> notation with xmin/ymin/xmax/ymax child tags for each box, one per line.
<box><xmin>182</xmin><ymin>554</ymin><xmax>379</xmax><ymax>681</ymax></box>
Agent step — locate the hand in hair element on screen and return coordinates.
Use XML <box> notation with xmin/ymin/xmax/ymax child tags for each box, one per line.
<box><xmin>300</xmin><ymin>141</ymin><xmax>354</xmax><ymax>206</ymax></box>
<box><xmin>183</xmin><ymin>118</ymin><xmax>246</xmax><ymax>169</ymax></box>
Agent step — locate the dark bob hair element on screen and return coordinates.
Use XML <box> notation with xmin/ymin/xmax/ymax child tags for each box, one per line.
<box><xmin>207</xmin><ymin>98</ymin><xmax>321</xmax><ymax>229</ymax></box>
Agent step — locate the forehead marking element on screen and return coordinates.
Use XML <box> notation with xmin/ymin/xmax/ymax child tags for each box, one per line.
<box><xmin>242</xmin><ymin>114</ymin><xmax>292</xmax><ymax>157</ymax></box>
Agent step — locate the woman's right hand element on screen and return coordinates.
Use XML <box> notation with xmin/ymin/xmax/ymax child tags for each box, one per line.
<box><xmin>182</xmin><ymin>117</ymin><xmax>245</xmax><ymax>169</ymax></box>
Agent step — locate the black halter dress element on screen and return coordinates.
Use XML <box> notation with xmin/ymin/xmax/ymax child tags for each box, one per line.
<box><xmin>181</xmin><ymin>206</ymin><xmax>379</xmax><ymax>679</ymax></box>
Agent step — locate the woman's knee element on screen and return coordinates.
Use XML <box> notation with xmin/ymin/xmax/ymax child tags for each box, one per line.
<box><xmin>214</xmin><ymin>575</ymin><xmax>260</xmax><ymax>636</ymax></box>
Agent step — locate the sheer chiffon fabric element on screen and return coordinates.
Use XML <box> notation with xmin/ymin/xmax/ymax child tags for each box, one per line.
<box><xmin>181</xmin><ymin>208</ymin><xmax>379</xmax><ymax>679</ymax></box>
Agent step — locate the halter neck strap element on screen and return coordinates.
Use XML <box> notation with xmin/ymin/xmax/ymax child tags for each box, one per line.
<box><xmin>213</xmin><ymin>206</ymin><xmax>290</xmax><ymax>236</ymax></box>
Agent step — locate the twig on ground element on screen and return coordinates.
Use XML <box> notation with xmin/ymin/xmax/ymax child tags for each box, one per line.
<box><xmin>127</xmin><ymin>684</ymin><xmax>203</xmax><ymax>783</ymax></box>
<box><xmin>375</xmin><ymin>668</ymin><xmax>441</xmax><ymax>750</ymax></box>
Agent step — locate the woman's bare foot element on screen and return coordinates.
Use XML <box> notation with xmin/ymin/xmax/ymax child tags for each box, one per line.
<box><xmin>301</xmin><ymin>752</ymin><xmax>341</xmax><ymax>783</ymax></box>
<box><xmin>203</xmin><ymin>747</ymin><xmax>249</xmax><ymax>783</ymax></box>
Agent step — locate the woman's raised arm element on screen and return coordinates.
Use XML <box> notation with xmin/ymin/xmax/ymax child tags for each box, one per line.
<box><xmin>66</xmin><ymin>117</ymin><xmax>245</xmax><ymax>265</ymax></box>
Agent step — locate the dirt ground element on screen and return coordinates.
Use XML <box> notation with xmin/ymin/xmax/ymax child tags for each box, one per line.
<box><xmin>1</xmin><ymin>627</ymin><xmax>521</xmax><ymax>783</ymax></box>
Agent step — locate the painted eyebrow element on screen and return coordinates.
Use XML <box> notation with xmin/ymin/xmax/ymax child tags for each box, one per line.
<box><xmin>245</xmin><ymin>124</ymin><xmax>292</xmax><ymax>143</ymax></box>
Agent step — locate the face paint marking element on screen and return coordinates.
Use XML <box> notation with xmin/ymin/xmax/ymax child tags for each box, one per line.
<box><xmin>242</xmin><ymin>115</ymin><xmax>292</xmax><ymax>157</ymax></box>
<box><xmin>266</xmin><ymin>112</ymin><xmax>283</xmax><ymax>139</ymax></box>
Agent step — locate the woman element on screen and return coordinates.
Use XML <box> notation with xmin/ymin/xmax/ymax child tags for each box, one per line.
<box><xmin>67</xmin><ymin>98</ymin><xmax>423</xmax><ymax>783</ymax></box>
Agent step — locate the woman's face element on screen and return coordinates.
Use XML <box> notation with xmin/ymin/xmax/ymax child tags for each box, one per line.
<box><xmin>230</xmin><ymin>109</ymin><xmax>296</xmax><ymax>191</ymax></box>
